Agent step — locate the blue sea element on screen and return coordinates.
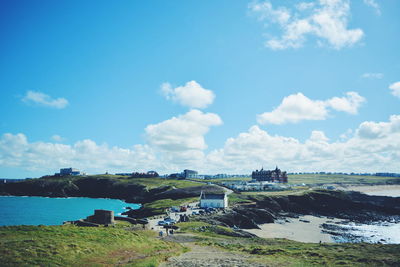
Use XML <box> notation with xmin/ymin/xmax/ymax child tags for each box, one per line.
<box><xmin>0</xmin><ymin>196</ymin><xmax>140</xmax><ymax>226</ymax></box>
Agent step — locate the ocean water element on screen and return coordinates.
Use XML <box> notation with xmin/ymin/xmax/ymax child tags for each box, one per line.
<box><xmin>0</xmin><ymin>196</ymin><xmax>140</xmax><ymax>226</ymax></box>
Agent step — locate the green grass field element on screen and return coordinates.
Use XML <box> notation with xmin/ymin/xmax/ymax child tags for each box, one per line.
<box><xmin>287</xmin><ymin>174</ymin><xmax>400</xmax><ymax>185</ymax></box>
<box><xmin>0</xmin><ymin>224</ymin><xmax>186</xmax><ymax>267</ymax></box>
<box><xmin>197</xmin><ymin>174</ymin><xmax>400</xmax><ymax>186</ymax></box>
<box><xmin>41</xmin><ymin>174</ymin><xmax>200</xmax><ymax>189</ymax></box>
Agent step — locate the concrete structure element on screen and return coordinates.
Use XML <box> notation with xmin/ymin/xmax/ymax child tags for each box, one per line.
<box><xmin>252</xmin><ymin>166</ymin><xmax>288</xmax><ymax>183</ymax></box>
<box><xmin>183</xmin><ymin>169</ymin><xmax>198</xmax><ymax>179</ymax></box>
<box><xmin>85</xmin><ymin>209</ymin><xmax>114</xmax><ymax>225</ymax></box>
<box><xmin>199</xmin><ymin>192</ymin><xmax>228</xmax><ymax>208</ymax></box>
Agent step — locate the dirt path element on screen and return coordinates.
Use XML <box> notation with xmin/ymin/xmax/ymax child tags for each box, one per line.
<box><xmin>159</xmin><ymin>234</ymin><xmax>268</xmax><ymax>267</ymax></box>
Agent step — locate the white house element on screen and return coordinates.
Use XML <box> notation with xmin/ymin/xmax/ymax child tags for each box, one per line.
<box><xmin>199</xmin><ymin>192</ymin><xmax>228</xmax><ymax>208</ymax></box>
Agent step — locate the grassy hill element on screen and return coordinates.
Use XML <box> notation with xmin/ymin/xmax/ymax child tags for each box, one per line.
<box><xmin>0</xmin><ymin>223</ymin><xmax>186</xmax><ymax>267</ymax></box>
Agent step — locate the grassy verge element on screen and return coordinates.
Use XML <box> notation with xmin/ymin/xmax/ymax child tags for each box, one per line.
<box><xmin>0</xmin><ymin>224</ymin><xmax>185</xmax><ymax>267</ymax></box>
<box><xmin>143</xmin><ymin>197</ymin><xmax>198</xmax><ymax>216</ymax></box>
<box><xmin>176</xmin><ymin>221</ymin><xmax>400</xmax><ymax>266</ymax></box>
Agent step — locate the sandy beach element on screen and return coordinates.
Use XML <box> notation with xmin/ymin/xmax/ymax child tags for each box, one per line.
<box><xmin>245</xmin><ymin>215</ymin><xmax>339</xmax><ymax>243</ymax></box>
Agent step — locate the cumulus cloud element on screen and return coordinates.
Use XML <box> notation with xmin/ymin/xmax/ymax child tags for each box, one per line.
<box><xmin>257</xmin><ymin>91</ymin><xmax>365</xmax><ymax>125</ymax></box>
<box><xmin>161</xmin><ymin>81</ymin><xmax>215</xmax><ymax>109</ymax></box>
<box><xmin>389</xmin><ymin>82</ymin><xmax>400</xmax><ymax>98</ymax></box>
<box><xmin>205</xmin><ymin>115</ymin><xmax>400</xmax><ymax>173</ymax></box>
<box><xmin>145</xmin><ymin>109</ymin><xmax>222</xmax><ymax>168</ymax></box>
<box><xmin>249</xmin><ymin>0</ymin><xmax>364</xmax><ymax>50</ymax></box>
<box><xmin>0</xmin><ymin>133</ymin><xmax>157</xmax><ymax>174</ymax></box>
<box><xmin>22</xmin><ymin>91</ymin><xmax>68</xmax><ymax>109</ymax></box>
<box><xmin>325</xmin><ymin>92</ymin><xmax>366</xmax><ymax>114</ymax></box>
<box><xmin>363</xmin><ymin>0</ymin><xmax>381</xmax><ymax>15</ymax></box>
<box><xmin>2</xmin><ymin>115</ymin><xmax>400</xmax><ymax>175</ymax></box>
<box><xmin>361</xmin><ymin>73</ymin><xmax>384</xmax><ymax>79</ymax></box>
<box><xmin>357</xmin><ymin>115</ymin><xmax>400</xmax><ymax>139</ymax></box>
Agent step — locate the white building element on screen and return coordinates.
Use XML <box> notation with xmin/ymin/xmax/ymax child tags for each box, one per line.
<box><xmin>199</xmin><ymin>192</ymin><xmax>228</xmax><ymax>208</ymax></box>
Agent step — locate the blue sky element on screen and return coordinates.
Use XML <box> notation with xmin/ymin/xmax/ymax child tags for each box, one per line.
<box><xmin>1</xmin><ymin>0</ymin><xmax>400</xmax><ymax>178</ymax></box>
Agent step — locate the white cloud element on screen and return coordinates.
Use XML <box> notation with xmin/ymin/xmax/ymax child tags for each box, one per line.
<box><xmin>205</xmin><ymin>115</ymin><xmax>400</xmax><ymax>173</ymax></box>
<box><xmin>257</xmin><ymin>91</ymin><xmax>365</xmax><ymax>125</ymax></box>
<box><xmin>361</xmin><ymin>73</ymin><xmax>384</xmax><ymax>79</ymax></box>
<box><xmin>22</xmin><ymin>91</ymin><xmax>69</xmax><ymax>109</ymax></box>
<box><xmin>257</xmin><ymin>93</ymin><xmax>328</xmax><ymax>124</ymax></box>
<box><xmin>363</xmin><ymin>0</ymin><xmax>381</xmax><ymax>15</ymax></box>
<box><xmin>2</xmin><ymin>115</ymin><xmax>400</xmax><ymax>175</ymax></box>
<box><xmin>357</xmin><ymin>115</ymin><xmax>400</xmax><ymax>139</ymax></box>
<box><xmin>249</xmin><ymin>0</ymin><xmax>364</xmax><ymax>50</ymax></box>
<box><xmin>389</xmin><ymin>82</ymin><xmax>400</xmax><ymax>98</ymax></box>
<box><xmin>325</xmin><ymin>91</ymin><xmax>366</xmax><ymax>115</ymax></box>
<box><xmin>161</xmin><ymin>81</ymin><xmax>215</xmax><ymax>109</ymax></box>
<box><xmin>145</xmin><ymin>109</ymin><xmax>222</xmax><ymax>168</ymax></box>
<box><xmin>0</xmin><ymin>133</ymin><xmax>158</xmax><ymax>174</ymax></box>
<box><xmin>0</xmin><ymin>110</ymin><xmax>223</xmax><ymax>175</ymax></box>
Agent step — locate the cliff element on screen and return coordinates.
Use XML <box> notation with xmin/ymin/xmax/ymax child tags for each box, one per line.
<box><xmin>0</xmin><ymin>175</ymin><xmax>222</xmax><ymax>204</ymax></box>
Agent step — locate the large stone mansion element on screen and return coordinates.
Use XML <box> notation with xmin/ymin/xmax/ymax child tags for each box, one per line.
<box><xmin>251</xmin><ymin>166</ymin><xmax>288</xmax><ymax>183</ymax></box>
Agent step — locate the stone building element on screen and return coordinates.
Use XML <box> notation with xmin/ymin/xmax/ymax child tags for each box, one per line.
<box><xmin>85</xmin><ymin>209</ymin><xmax>114</xmax><ymax>225</ymax></box>
<box><xmin>251</xmin><ymin>166</ymin><xmax>288</xmax><ymax>183</ymax></box>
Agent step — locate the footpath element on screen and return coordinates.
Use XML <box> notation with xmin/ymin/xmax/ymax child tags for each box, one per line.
<box><xmin>159</xmin><ymin>233</ymin><xmax>269</xmax><ymax>267</ymax></box>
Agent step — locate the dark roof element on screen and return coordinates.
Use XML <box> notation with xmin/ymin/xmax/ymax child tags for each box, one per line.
<box><xmin>200</xmin><ymin>193</ymin><xmax>226</xmax><ymax>200</ymax></box>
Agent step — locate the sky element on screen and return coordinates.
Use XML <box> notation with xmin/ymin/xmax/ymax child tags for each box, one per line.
<box><xmin>1</xmin><ymin>0</ymin><xmax>400</xmax><ymax>178</ymax></box>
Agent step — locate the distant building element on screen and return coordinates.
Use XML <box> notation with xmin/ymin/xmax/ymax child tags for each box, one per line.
<box><xmin>199</xmin><ymin>192</ymin><xmax>228</xmax><ymax>208</ymax></box>
<box><xmin>131</xmin><ymin>171</ymin><xmax>159</xmax><ymax>178</ymax></box>
<box><xmin>183</xmin><ymin>169</ymin><xmax>198</xmax><ymax>179</ymax></box>
<box><xmin>56</xmin><ymin>168</ymin><xmax>82</xmax><ymax>176</ymax></box>
<box><xmin>252</xmin><ymin>166</ymin><xmax>288</xmax><ymax>183</ymax></box>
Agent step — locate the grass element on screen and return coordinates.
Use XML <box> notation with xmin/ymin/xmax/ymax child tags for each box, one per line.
<box><xmin>193</xmin><ymin>177</ymin><xmax>251</xmax><ymax>183</ymax></box>
<box><xmin>115</xmin><ymin>177</ymin><xmax>200</xmax><ymax>189</ymax></box>
<box><xmin>144</xmin><ymin>197</ymin><xmax>199</xmax><ymax>216</ymax></box>
<box><xmin>41</xmin><ymin>174</ymin><xmax>200</xmax><ymax>189</ymax></box>
<box><xmin>0</xmin><ymin>224</ymin><xmax>185</xmax><ymax>267</ymax></box>
<box><xmin>175</xmin><ymin>221</ymin><xmax>238</xmax><ymax>239</ymax></box>
<box><xmin>176</xmin><ymin>220</ymin><xmax>400</xmax><ymax>266</ymax></box>
<box><xmin>193</xmin><ymin>174</ymin><xmax>400</xmax><ymax>186</ymax></box>
<box><xmin>287</xmin><ymin>174</ymin><xmax>400</xmax><ymax>185</ymax></box>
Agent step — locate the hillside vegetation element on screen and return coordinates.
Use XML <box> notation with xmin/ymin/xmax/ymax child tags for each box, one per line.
<box><xmin>0</xmin><ymin>224</ymin><xmax>186</xmax><ymax>267</ymax></box>
<box><xmin>0</xmin><ymin>175</ymin><xmax>212</xmax><ymax>202</ymax></box>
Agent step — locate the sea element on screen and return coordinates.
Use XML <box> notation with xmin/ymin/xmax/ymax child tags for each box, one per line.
<box><xmin>0</xmin><ymin>196</ymin><xmax>140</xmax><ymax>226</ymax></box>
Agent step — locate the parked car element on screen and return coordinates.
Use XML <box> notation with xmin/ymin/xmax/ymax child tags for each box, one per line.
<box><xmin>157</xmin><ymin>220</ymin><xmax>168</xmax><ymax>226</ymax></box>
<box><xmin>164</xmin><ymin>217</ymin><xmax>176</xmax><ymax>224</ymax></box>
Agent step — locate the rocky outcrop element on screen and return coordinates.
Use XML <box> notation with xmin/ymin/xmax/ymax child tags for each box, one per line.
<box><xmin>199</xmin><ymin>190</ymin><xmax>400</xmax><ymax>229</ymax></box>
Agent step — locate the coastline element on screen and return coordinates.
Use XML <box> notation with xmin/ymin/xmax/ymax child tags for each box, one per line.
<box><xmin>243</xmin><ymin>185</ymin><xmax>400</xmax><ymax>244</ymax></box>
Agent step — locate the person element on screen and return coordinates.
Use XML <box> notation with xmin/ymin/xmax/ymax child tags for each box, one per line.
<box><xmin>159</xmin><ymin>231</ymin><xmax>163</xmax><ymax>237</ymax></box>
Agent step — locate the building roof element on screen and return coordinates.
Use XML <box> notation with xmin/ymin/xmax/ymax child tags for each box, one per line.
<box><xmin>200</xmin><ymin>193</ymin><xmax>226</xmax><ymax>200</ymax></box>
